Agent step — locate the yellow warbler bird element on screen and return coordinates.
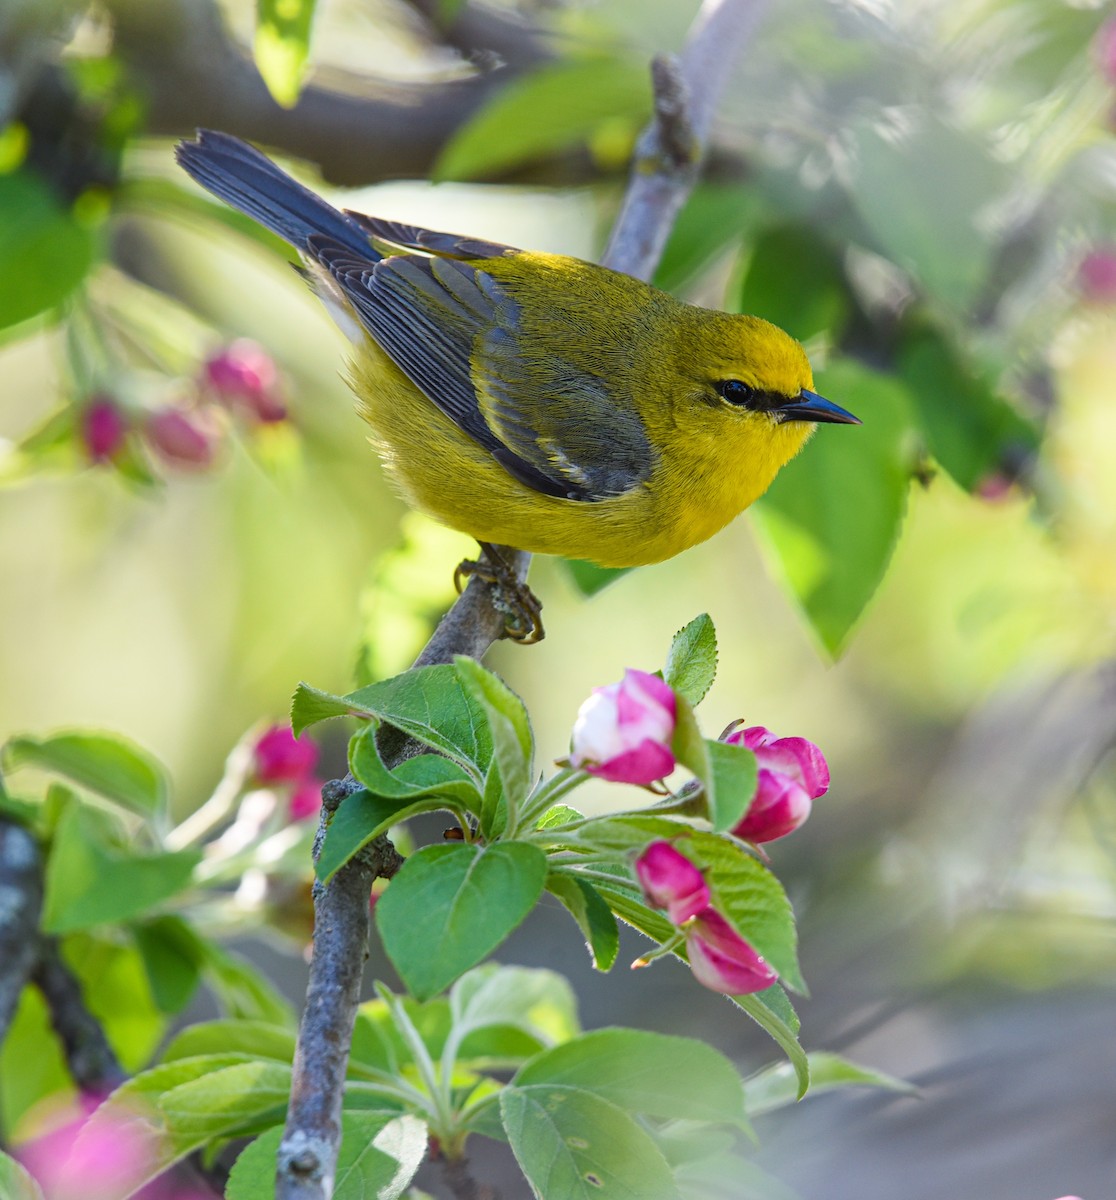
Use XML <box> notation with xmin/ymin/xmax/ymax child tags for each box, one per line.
<box><xmin>176</xmin><ymin>131</ymin><xmax>858</xmax><ymax>583</ymax></box>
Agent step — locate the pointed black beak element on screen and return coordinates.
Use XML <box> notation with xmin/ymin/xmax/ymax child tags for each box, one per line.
<box><xmin>779</xmin><ymin>389</ymin><xmax>861</xmax><ymax>425</ymax></box>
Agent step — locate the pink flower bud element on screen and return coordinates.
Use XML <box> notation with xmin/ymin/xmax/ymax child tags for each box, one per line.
<box><xmin>1095</xmin><ymin>16</ymin><xmax>1116</xmax><ymax>87</ymax></box>
<box><xmin>1079</xmin><ymin>248</ymin><xmax>1116</xmax><ymax>304</ymax></box>
<box><xmin>635</xmin><ymin>840</ymin><xmax>710</xmax><ymax>924</ymax></box>
<box><xmin>685</xmin><ymin>908</ymin><xmax>777</xmax><ymax>995</ymax></box>
<box><xmin>289</xmin><ymin>778</ymin><xmax>323</xmax><ymax>821</ymax></box>
<box><xmin>253</xmin><ymin>724</ymin><xmax>319</xmax><ymax>784</ymax></box>
<box><xmin>81</xmin><ymin>396</ymin><xmax>128</xmax><ymax>462</ymax></box>
<box><xmin>725</xmin><ymin>725</ymin><xmax>829</xmax><ymax>844</ymax></box>
<box><xmin>569</xmin><ymin>669</ymin><xmax>676</xmax><ymax>785</ymax></box>
<box><xmin>203</xmin><ymin>339</ymin><xmax>287</xmax><ymax>423</ymax></box>
<box><xmin>145</xmin><ymin>405</ymin><xmax>220</xmax><ymax>468</ymax></box>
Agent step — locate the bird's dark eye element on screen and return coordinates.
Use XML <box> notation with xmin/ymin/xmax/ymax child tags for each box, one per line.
<box><xmin>717</xmin><ymin>379</ymin><xmax>757</xmax><ymax>406</ymax></box>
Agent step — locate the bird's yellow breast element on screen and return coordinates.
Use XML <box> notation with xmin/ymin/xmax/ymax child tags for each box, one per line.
<box><xmin>349</xmin><ymin>315</ymin><xmax>814</xmax><ymax>568</ymax></box>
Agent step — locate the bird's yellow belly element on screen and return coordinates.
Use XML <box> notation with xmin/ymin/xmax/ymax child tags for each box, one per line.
<box><xmin>349</xmin><ymin>342</ymin><xmax>800</xmax><ymax>568</ymax></box>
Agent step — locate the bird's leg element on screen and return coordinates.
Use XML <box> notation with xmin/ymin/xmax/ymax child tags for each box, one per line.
<box><xmin>454</xmin><ymin>542</ymin><xmax>544</xmax><ymax>645</ymax></box>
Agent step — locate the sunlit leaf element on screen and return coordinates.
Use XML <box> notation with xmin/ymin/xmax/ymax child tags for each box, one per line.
<box><xmin>436</xmin><ymin>59</ymin><xmax>651</xmax><ymax>181</ymax></box>
<box><xmin>255</xmin><ymin>0</ymin><xmax>319</xmax><ymax>108</ymax></box>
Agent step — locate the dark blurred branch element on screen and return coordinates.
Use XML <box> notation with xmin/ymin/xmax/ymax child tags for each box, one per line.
<box><xmin>102</xmin><ymin>0</ymin><xmax>551</xmax><ymax>187</ymax></box>
<box><xmin>31</xmin><ymin>939</ymin><xmax>126</xmax><ymax>1092</ymax></box>
<box><xmin>0</xmin><ymin>821</ymin><xmax>43</xmax><ymax>1041</ymax></box>
<box><xmin>0</xmin><ymin>820</ymin><xmax>125</xmax><ymax>1097</ymax></box>
<box><xmin>274</xmin><ymin>1</ymin><xmax>768</xmax><ymax>1196</ymax></box>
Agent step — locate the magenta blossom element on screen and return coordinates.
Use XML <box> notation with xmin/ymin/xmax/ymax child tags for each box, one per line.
<box><xmin>1079</xmin><ymin>248</ymin><xmax>1116</xmax><ymax>304</ymax></box>
<box><xmin>203</xmin><ymin>339</ymin><xmax>287</xmax><ymax>423</ymax></box>
<box><xmin>81</xmin><ymin>396</ymin><xmax>128</xmax><ymax>462</ymax></box>
<box><xmin>686</xmin><ymin>908</ymin><xmax>777</xmax><ymax>995</ymax></box>
<box><xmin>253</xmin><ymin>724</ymin><xmax>319</xmax><ymax>785</ymax></box>
<box><xmin>145</xmin><ymin>405</ymin><xmax>220</xmax><ymax>468</ymax></box>
<box><xmin>726</xmin><ymin>724</ymin><xmax>829</xmax><ymax>844</ymax></box>
<box><xmin>1095</xmin><ymin>16</ymin><xmax>1116</xmax><ymax>87</ymax></box>
<box><xmin>635</xmin><ymin>841</ymin><xmax>709</xmax><ymax>925</ymax></box>
<box><xmin>569</xmin><ymin>669</ymin><xmax>676</xmax><ymax>785</ymax></box>
<box><xmin>288</xmin><ymin>778</ymin><xmax>324</xmax><ymax>821</ymax></box>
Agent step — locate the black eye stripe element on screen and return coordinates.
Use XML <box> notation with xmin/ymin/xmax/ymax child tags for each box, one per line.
<box><xmin>716</xmin><ymin>380</ymin><xmax>785</xmax><ymax>411</ymax></box>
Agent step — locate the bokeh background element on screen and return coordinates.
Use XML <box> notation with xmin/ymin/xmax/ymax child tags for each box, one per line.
<box><xmin>3</xmin><ymin>0</ymin><xmax>1116</xmax><ymax>1197</ymax></box>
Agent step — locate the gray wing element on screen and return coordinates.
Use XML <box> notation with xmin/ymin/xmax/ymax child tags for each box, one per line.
<box><xmin>309</xmin><ymin>238</ymin><xmax>651</xmax><ymax>502</ymax></box>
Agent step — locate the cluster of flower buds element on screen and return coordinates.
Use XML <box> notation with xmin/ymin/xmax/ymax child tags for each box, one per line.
<box><xmin>251</xmin><ymin>723</ymin><xmax>323</xmax><ymax>821</ymax></box>
<box><xmin>569</xmin><ymin>668</ymin><xmax>831</xmax><ymax>995</ymax></box>
<box><xmin>569</xmin><ymin>671</ymin><xmax>829</xmax><ymax>846</ymax></box>
<box><xmin>635</xmin><ymin>841</ymin><xmax>776</xmax><ymax>995</ymax></box>
<box><xmin>78</xmin><ymin>339</ymin><xmax>287</xmax><ymax>472</ymax></box>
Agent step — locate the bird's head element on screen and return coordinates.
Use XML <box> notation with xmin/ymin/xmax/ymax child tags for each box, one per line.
<box><xmin>694</xmin><ymin>312</ymin><xmax>859</xmax><ymax>435</ymax></box>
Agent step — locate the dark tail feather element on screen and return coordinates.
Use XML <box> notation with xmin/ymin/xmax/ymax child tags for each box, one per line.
<box><xmin>175</xmin><ymin>130</ymin><xmax>377</xmax><ymax>261</ymax></box>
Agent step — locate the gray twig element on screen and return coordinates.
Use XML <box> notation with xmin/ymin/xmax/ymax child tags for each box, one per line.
<box><xmin>604</xmin><ymin>0</ymin><xmax>770</xmax><ymax>280</ymax></box>
<box><xmin>275</xmin><ymin>1</ymin><xmax>766</xmax><ymax>1195</ymax></box>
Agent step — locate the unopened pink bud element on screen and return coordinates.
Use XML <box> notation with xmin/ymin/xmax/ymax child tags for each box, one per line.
<box><xmin>253</xmin><ymin>724</ymin><xmax>319</xmax><ymax>784</ymax></box>
<box><xmin>569</xmin><ymin>669</ymin><xmax>676</xmax><ymax>785</ymax></box>
<box><xmin>685</xmin><ymin>908</ymin><xmax>777</xmax><ymax>995</ymax></box>
<box><xmin>635</xmin><ymin>841</ymin><xmax>709</xmax><ymax>924</ymax></box>
<box><xmin>81</xmin><ymin>396</ymin><xmax>128</xmax><ymax>462</ymax></box>
<box><xmin>725</xmin><ymin>724</ymin><xmax>829</xmax><ymax>844</ymax></box>
<box><xmin>145</xmin><ymin>406</ymin><xmax>220</xmax><ymax>468</ymax></box>
<box><xmin>289</xmin><ymin>778</ymin><xmax>323</xmax><ymax>821</ymax></box>
<box><xmin>1079</xmin><ymin>249</ymin><xmax>1116</xmax><ymax>304</ymax></box>
<box><xmin>203</xmin><ymin>339</ymin><xmax>287</xmax><ymax>423</ymax></box>
<box><xmin>1095</xmin><ymin>16</ymin><xmax>1116</xmax><ymax>86</ymax></box>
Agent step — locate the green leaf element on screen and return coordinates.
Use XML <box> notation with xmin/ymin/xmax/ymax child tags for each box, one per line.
<box><xmin>162</xmin><ymin>1020</ymin><xmax>296</xmax><ymax>1065</ymax></box>
<box><xmin>436</xmin><ymin>58</ymin><xmax>652</xmax><ymax>181</ymax></box>
<box><xmin>80</xmin><ymin>1057</ymin><xmax>289</xmax><ymax>1195</ymax></box>
<box><xmin>575</xmin><ymin>814</ymin><xmax>689</xmax><ymax>854</ymax></box>
<box><xmin>3</xmin><ymin>730</ymin><xmax>168</xmax><ymax>816</ymax></box>
<box><xmin>704</xmin><ymin>739</ymin><xmax>757</xmax><ymax>833</ymax></box>
<box><xmin>254</xmin><ymin>0</ymin><xmax>319</xmax><ymax>108</ymax></box>
<box><xmin>686</xmin><ymin>831</ymin><xmax>803</xmax><ymax>992</ymax></box>
<box><xmin>546</xmin><ymin>872</ymin><xmax>620</xmax><ymax>971</ymax></box>
<box><xmin>654</xmin><ymin>184</ymin><xmax>765</xmax><ymax>296</ymax></box>
<box><xmin>41</xmin><ymin>806</ymin><xmax>200</xmax><ymax>933</ymax></box>
<box><xmin>350</xmin><ymin>732</ymin><xmax>482</xmax><ymax>805</ymax></box>
<box><xmin>201</xmin><ymin>944</ymin><xmax>296</xmax><ymax>1027</ymax></box>
<box><xmin>132</xmin><ymin>916</ymin><xmax>205</xmax><ymax>1014</ymax></box>
<box><xmin>897</xmin><ymin>319</ymin><xmax>1038</xmax><ymax>491</ymax></box>
<box><xmin>847</xmin><ymin>113</ymin><xmax>1008</xmax><ymax>310</ymax></box>
<box><xmin>738</xmin><ymin>224</ymin><xmax>850</xmax><ymax>342</ymax></box>
<box><xmin>229</xmin><ymin>1110</ymin><xmax>427</xmax><ymax>1200</ymax></box>
<box><xmin>376</xmin><ymin>842</ymin><xmax>548</xmax><ymax>1000</ymax></box>
<box><xmin>317</xmin><ymin>786</ymin><xmax>463</xmax><ymax>884</ymax></box>
<box><xmin>501</xmin><ymin>1085</ymin><xmax>680</xmax><ymax>1200</ymax></box>
<box><xmin>732</xmin><ymin>989</ymin><xmax>807</xmax><ymax>1097</ymax></box>
<box><xmin>561</xmin><ymin>559</ymin><xmax>632</xmax><ymax>597</ymax></box>
<box><xmin>670</xmin><ymin>696</ymin><xmax>711</xmax><ymax>797</ymax></box>
<box><xmin>295</xmin><ymin>666</ymin><xmax>493</xmax><ymax>775</ymax></box>
<box><xmin>745</xmin><ymin>1051</ymin><xmax>915</xmax><ymax>1116</ymax></box>
<box><xmin>0</xmin><ymin>1150</ymin><xmax>45</xmax><ymax>1200</ymax></box>
<box><xmin>516</xmin><ymin>1029</ymin><xmax>747</xmax><ymax>1128</ymax></box>
<box><xmin>454</xmin><ymin>656</ymin><xmax>533</xmax><ymax>813</ymax></box>
<box><xmin>0</xmin><ymin>171</ymin><xmax>98</xmax><ymax>331</ymax></box>
<box><xmin>752</xmin><ymin>356</ymin><xmax>915</xmax><ymax>655</ymax></box>
<box><xmin>535</xmin><ymin>804</ymin><xmax>584</xmax><ymax>830</ymax></box>
<box><xmin>594</xmin><ymin>884</ymin><xmax>676</xmax><ymax>946</ymax></box>
<box><xmin>449</xmin><ymin>963</ymin><xmax>580</xmax><ymax>1052</ymax></box>
<box><xmin>663</xmin><ymin>614</ymin><xmax>718</xmax><ymax>707</ymax></box>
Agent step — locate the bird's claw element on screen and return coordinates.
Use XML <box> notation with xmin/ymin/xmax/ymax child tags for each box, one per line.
<box><xmin>455</xmin><ymin>543</ymin><xmax>544</xmax><ymax>644</ymax></box>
